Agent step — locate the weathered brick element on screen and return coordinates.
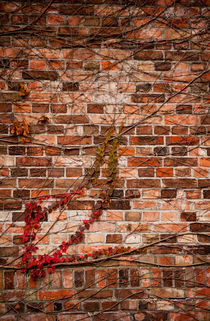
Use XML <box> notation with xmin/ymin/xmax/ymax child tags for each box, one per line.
<box><xmin>134</xmin><ymin>51</ymin><xmax>163</xmax><ymax>60</ymax></box>
<box><xmin>63</xmin><ymin>82</ymin><xmax>79</xmax><ymax>91</ymax></box>
<box><xmin>59</xmin><ymin>5</ymin><xmax>94</xmax><ymax>16</ymax></box>
<box><xmin>0</xmin><ymin>247</ymin><xmax>19</xmax><ymax>257</ymax></box>
<box><xmin>22</xmin><ymin>71</ymin><xmax>59</xmax><ymax>80</ymax></box>
<box><xmin>106</xmin><ymin>234</ymin><xmax>122</xmax><ymax>243</ymax></box>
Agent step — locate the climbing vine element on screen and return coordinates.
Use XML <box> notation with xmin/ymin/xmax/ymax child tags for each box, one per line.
<box><xmin>19</xmin><ymin>126</ymin><xmax>124</xmax><ymax>280</ymax></box>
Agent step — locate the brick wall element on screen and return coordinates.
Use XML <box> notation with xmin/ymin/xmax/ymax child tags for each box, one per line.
<box><xmin>0</xmin><ymin>0</ymin><xmax>209</xmax><ymax>320</ymax></box>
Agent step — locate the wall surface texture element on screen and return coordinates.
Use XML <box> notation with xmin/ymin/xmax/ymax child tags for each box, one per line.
<box><xmin>0</xmin><ymin>0</ymin><xmax>209</xmax><ymax>320</ymax></box>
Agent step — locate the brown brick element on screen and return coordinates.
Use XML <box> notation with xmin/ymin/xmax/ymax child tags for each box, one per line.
<box><xmin>164</xmin><ymin>158</ymin><xmax>197</xmax><ymax>167</ymax></box>
<box><xmin>27</xmin><ymin>147</ymin><xmax>43</xmax><ymax>156</ymax></box>
<box><xmin>85</xmin><ymin>269</ymin><xmax>95</xmax><ymax>287</ymax></box>
<box><xmin>125</xmin><ymin>190</ymin><xmax>140</xmax><ymax>199</ymax></box>
<box><xmin>67</xmin><ymin>201</ymin><xmax>94</xmax><ymax>210</ymax></box>
<box><xmin>130</xmin><ymin>136</ymin><xmax>163</xmax><ymax>145</ymax></box>
<box><xmin>47</xmin><ymin>125</ymin><xmax>64</xmax><ymax>134</ymax></box>
<box><xmin>119</xmin><ymin>269</ymin><xmax>128</xmax><ymax>287</ymax></box>
<box><xmin>9</xmin><ymin>146</ymin><xmax>25</xmax><ymax>155</ymax></box>
<box><xmin>163</xmin><ymin>269</ymin><xmax>173</xmax><ymax>287</ymax></box>
<box><xmin>127</xmin><ymin>179</ymin><xmax>160</xmax><ymax>188</ymax></box>
<box><xmin>22</xmin><ymin>71</ymin><xmax>58</xmax><ymax>80</ymax></box>
<box><xmin>125</xmin><ymin>212</ymin><xmax>141</xmax><ymax>221</ymax></box>
<box><xmin>136</xmin><ymin>126</ymin><xmax>152</xmax><ymax>136</ymax></box>
<box><xmin>165</xmin><ymin>51</ymin><xmax>200</xmax><ymax>61</ymax></box>
<box><xmin>155</xmin><ymin>62</ymin><xmax>171</xmax><ymax>71</ymax></box>
<box><xmin>83</xmin><ymin>301</ymin><xmax>100</xmax><ymax>312</ymax></box>
<box><xmin>163</xmin><ymin>179</ymin><xmax>196</xmax><ymax>188</ymax></box>
<box><xmin>4</xmin><ymin>200</ymin><xmax>22</xmax><ymax>210</ymax></box>
<box><xmin>13</xmin><ymin>189</ymin><xmax>30</xmax><ymax>199</ymax></box>
<box><xmin>17</xmin><ymin>157</ymin><xmax>52</xmax><ymax>167</ymax></box>
<box><xmin>132</xmin><ymin>94</ymin><xmax>165</xmax><ymax>103</ymax></box>
<box><xmin>136</xmin><ymin>84</ymin><xmax>151</xmax><ymax>92</ymax></box>
<box><xmin>102</xmin><ymin>17</ymin><xmax>118</xmax><ymax>27</ymax></box>
<box><xmin>161</xmin><ymin>189</ymin><xmax>177</xmax><ymax>198</ymax></box>
<box><xmin>74</xmin><ymin>270</ymin><xmax>84</xmax><ymax>288</ymax></box>
<box><xmin>154</xmin><ymin>126</ymin><xmax>170</xmax><ymax>135</ymax></box>
<box><xmin>4</xmin><ymin>271</ymin><xmax>14</xmax><ymax>289</ymax></box>
<box><xmin>58</xmin><ymin>27</ymin><xmax>86</xmax><ymax>37</ymax></box>
<box><xmin>63</xmin><ymin>82</ymin><xmax>79</xmax><ymax>91</ymax></box>
<box><xmin>203</xmin><ymin>190</ymin><xmax>210</xmax><ymax>199</ymax></box>
<box><xmin>59</xmin><ymin>5</ymin><xmax>94</xmax><ymax>15</ymax></box>
<box><xmin>0</xmin><ymin>190</ymin><xmax>11</xmax><ymax>198</ymax></box>
<box><xmin>130</xmin><ymin>269</ymin><xmax>140</xmax><ymax>287</ymax></box>
<box><xmin>172</xmin><ymin>126</ymin><xmax>188</xmax><ymax>135</ymax></box>
<box><xmin>32</xmin><ymin>103</ymin><xmax>49</xmax><ymax>113</ymax></box>
<box><xmin>63</xmin><ymin>148</ymin><xmax>80</xmax><ymax>155</ymax></box>
<box><xmin>176</xmin><ymin>105</ymin><xmax>192</xmax><ymax>114</ymax></box>
<box><xmin>87</xmin><ymin>104</ymin><xmax>104</xmax><ymax>113</ymax></box>
<box><xmin>84</xmin><ymin>61</ymin><xmax>100</xmax><ymax>71</ymax></box>
<box><xmin>84</xmin><ymin>17</ymin><xmax>100</xmax><ymax>26</ymax></box>
<box><xmin>134</xmin><ymin>51</ymin><xmax>163</xmax><ymax>60</ymax></box>
<box><xmin>197</xmin><ymin>234</ymin><xmax>210</xmax><ymax>243</ymax></box>
<box><xmin>0</xmin><ymin>124</ymin><xmax>8</xmax><ymax>134</ymax></box>
<box><xmin>171</xmin><ymin>147</ymin><xmax>187</xmax><ymax>156</ymax></box>
<box><xmin>11</xmin><ymin>168</ymin><xmax>28</xmax><ymax>177</ymax></box>
<box><xmin>115</xmin><ymin>289</ymin><xmax>145</xmax><ymax>299</ymax></box>
<box><xmin>138</xmin><ymin>168</ymin><xmax>154</xmax><ymax>177</ymax></box>
<box><xmin>0</xmin><ymin>247</ymin><xmax>19</xmax><ymax>257</ymax></box>
<box><xmin>109</xmin><ymin>200</ymin><xmax>130</xmax><ymax>210</ymax></box>
<box><xmin>48</xmin><ymin>168</ymin><xmax>64</xmax><ymax>177</ymax></box>
<box><xmin>190</xmin><ymin>223</ymin><xmax>210</xmax><ymax>232</ymax></box>
<box><xmin>84</xmin><ymin>125</ymin><xmax>99</xmax><ymax>135</ymax></box>
<box><xmin>106</xmin><ymin>234</ymin><xmax>122</xmax><ymax>244</ymax></box>
<box><xmin>181</xmin><ymin>212</ymin><xmax>197</xmax><ymax>221</ymax></box>
<box><xmin>101</xmin><ymin>301</ymin><xmax>119</xmax><ymax>310</ymax></box>
<box><xmin>198</xmin><ymin>179</ymin><xmax>210</xmax><ymax>188</ymax></box>
<box><xmin>19</xmin><ymin>178</ymin><xmax>53</xmax><ymax>188</ymax></box>
<box><xmin>30</xmin><ymin>168</ymin><xmax>47</xmax><ymax>177</ymax></box>
<box><xmin>12</xmin><ymin>212</ymin><xmax>26</xmax><ymax>222</ymax></box>
<box><xmin>0</xmin><ymin>103</ymin><xmax>12</xmax><ymax>112</ymax></box>
<box><xmin>54</xmin><ymin>115</ymin><xmax>89</xmax><ymax>124</ymax></box>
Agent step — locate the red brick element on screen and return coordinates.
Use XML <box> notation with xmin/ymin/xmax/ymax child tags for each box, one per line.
<box><xmin>166</xmin><ymin>136</ymin><xmax>198</xmax><ymax>145</ymax></box>
<box><xmin>134</xmin><ymin>51</ymin><xmax>163</xmax><ymax>60</ymax></box>
<box><xmin>132</xmin><ymin>94</ymin><xmax>165</xmax><ymax>103</ymax></box>
<box><xmin>115</xmin><ymin>289</ymin><xmax>145</xmax><ymax>299</ymax></box>
<box><xmin>164</xmin><ymin>158</ymin><xmax>197</xmax><ymax>167</ymax></box>
<box><xmin>30</xmin><ymin>60</ymin><xmax>47</xmax><ymax>70</ymax></box>
<box><xmin>58</xmin><ymin>136</ymin><xmax>91</xmax><ymax>145</ymax></box>
<box><xmin>39</xmin><ymin>290</ymin><xmax>74</xmax><ymax>300</ymax></box>
<box><xmin>128</xmin><ymin>157</ymin><xmax>162</xmax><ymax>167</ymax></box>
<box><xmin>156</xmin><ymin>168</ymin><xmax>173</xmax><ymax>177</ymax></box>
<box><xmin>87</xmin><ymin>104</ymin><xmax>104</xmax><ymax>113</ymax></box>
<box><xmin>163</xmin><ymin>179</ymin><xmax>197</xmax><ymax>188</ymax></box>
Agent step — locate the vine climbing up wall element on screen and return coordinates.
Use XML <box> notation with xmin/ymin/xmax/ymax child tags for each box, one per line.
<box><xmin>0</xmin><ymin>0</ymin><xmax>209</xmax><ymax>320</ymax></box>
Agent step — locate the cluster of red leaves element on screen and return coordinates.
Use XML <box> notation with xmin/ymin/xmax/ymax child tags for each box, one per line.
<box><xmin>19</xmin><ymin>188</ymin><xmax>111</xmax><ymax>280</ymax></box>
